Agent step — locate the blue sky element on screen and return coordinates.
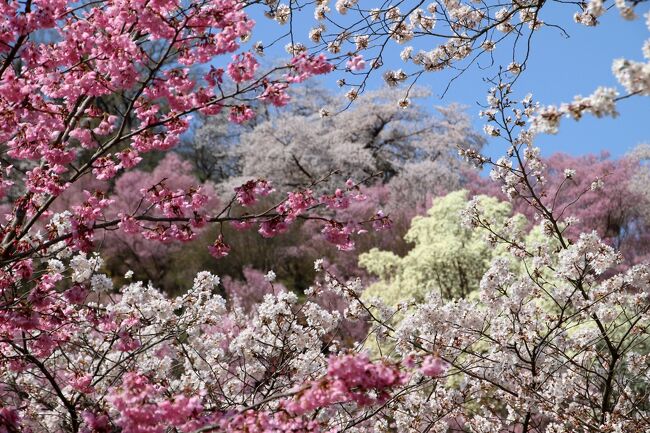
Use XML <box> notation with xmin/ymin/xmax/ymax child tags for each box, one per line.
<box><xmin>249</xmin><ymin>3</ymin><xmax>650</xmax><ymax>160</ymax></box>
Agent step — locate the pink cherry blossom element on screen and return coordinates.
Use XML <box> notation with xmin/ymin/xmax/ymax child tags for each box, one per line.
<box><xmin>419</xmin><ymin>356</ymin><xmax>449</xmax><ymax>377</ymax></box>
<box><xmin>346</xmin><ymin>54</ymin><xmax>366</xmax><ymax>71</ymax></box>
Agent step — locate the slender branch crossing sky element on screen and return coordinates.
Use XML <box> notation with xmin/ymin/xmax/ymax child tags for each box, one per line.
<box><xmin>252</xmin><ymin>3</ymin><xmax>650</xmax><ymax>159</ymax></box>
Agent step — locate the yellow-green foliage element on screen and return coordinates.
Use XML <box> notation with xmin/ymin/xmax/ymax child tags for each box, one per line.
<box><xmin>359</xmin><ymin>190</ymin><xmax>517</xmax><ymax>305</ymax></box>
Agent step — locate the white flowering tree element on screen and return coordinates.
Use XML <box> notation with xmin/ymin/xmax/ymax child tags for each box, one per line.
<box><xmin>374</xmin><ymin>82</ymin><xmax>650</xmax><ymax>432</ymax></box>
<box><xmin>192</xmin><ymin>86</ymin><xmax>484</xmax><ymax>208</ymax></box>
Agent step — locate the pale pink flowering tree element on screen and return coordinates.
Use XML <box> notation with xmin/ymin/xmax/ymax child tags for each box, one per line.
<box><xmin>395</xmin><ymin>81</ymin><xmax>650</xmax><ymax>433</ymax></box>
<box><xmin>0</xmin><ymin>263</ymin><xmax>430</xmax><ymax>432</ymax></box>
<box><xmin>102</xmin><ymin>153</ymin><xmax>220</xmax><ymax>282</ymax></box>
<box><xmin>468</xmin><ymin>151</ymin><xmax>650</xmax><ymax>266</ymax></box>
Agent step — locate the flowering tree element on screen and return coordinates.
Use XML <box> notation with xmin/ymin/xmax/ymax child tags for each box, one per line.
<box><xmin>2</xmin><ymin>0</ymin><xmax>650</xmax><ymax>432</ymax></box>
<box><xmin>200</xmin><ymin>87</ymin><xmax>484</xmax><ymax>206</ymax></box>
<box><xmin>180</xmin><ymin>83</ymin><xmax>335</xmax><ymax>184</ymax></box>
<box><xmin>0</xmin><ymin>0</ymin><xmax>382</xmax><ymax>271</ymax></box>
<box><xmin>468</xmin><ymin>150</ymin><xmax>650</xmax><ymax>266</ymax></box>
<box><xmin>360</xmin><ymin>189</ymin><xmax>521</xmax><ymax>304</ymax></box>
<box><xmin>98</xmin><ymin>153</ymin><xmax>219</xmax><ymax>283</ymax></box>
<box><xmin>377</xmin><ymin>82</ymin><xmax>650</xmax><ymax>433</ymax></box>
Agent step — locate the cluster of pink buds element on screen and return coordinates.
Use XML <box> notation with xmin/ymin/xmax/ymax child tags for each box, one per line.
<box><xmin>234</xmin><ymin>179</ymin><xmax>275</xmax><ymax>206</ymax></box>
<box><xmin>141</xmin><ymin>182</ymin><xmax>209</xmax><ymax>218</ymax></box>
<box><xmin>285</xmin><ymin>353</ymin><xmax>408</xmax><ymax>414</ymax></box>
<box><xmin>286</xmin><ymin>53</ymin><xmax>335</xmax><ymax>83</ymax></box>
<box><xmin>208</xmin><ymin>234</ymin><xmax>232</xmax><ymax>259</ymax></box>
<box><xmin>69</xmin><ymin>191</ymin><xmax>114</xmax><ymax>251</ymax></box>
